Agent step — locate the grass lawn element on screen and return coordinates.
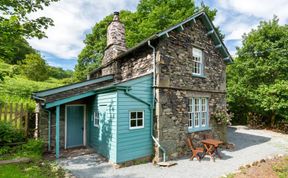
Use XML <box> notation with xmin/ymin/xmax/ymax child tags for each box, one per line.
<box><xmin>0</xmin><ymin>160</ymin><xmax>65</xmax><ymax>178</ymax></box>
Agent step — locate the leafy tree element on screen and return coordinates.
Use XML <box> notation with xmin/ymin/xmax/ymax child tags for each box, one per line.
<box><xmin>21</xmin><ymin>53</ymin><xmax>49</xmax><ymax>81</ymax></box>
<box><xmin>75</xmin><ymin>0</ymin><xmax>217</xmax><ymax>80</ymax></box>
<box><xmin>48</xmin><ymin>66</ymin><xmax>73</xmax><ymax>79</ymax></box>
<box><xmin>0</xmin><ymin>36</ymin><xmax>36</xmax><ymax>64</ymax></box>
<box><xmin>227</xmin><ymin>17</ymin><xmax>288</xmax><ymax>126</ymax></box>
<box><xmin>0</xmin><ymin>0</ymin><xmax>59</xmax><ymax>63</ymax></box>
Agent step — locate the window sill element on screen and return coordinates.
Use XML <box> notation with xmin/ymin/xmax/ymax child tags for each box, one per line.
<box><xmin>188</xmin><ymin>127</ymin><xmax>211</xmax><ymax>133</ymax></box>
<box><xmin>192</xmin><ymin>74</ymin><xmax>206</xmax><ymax>79</ymax></box>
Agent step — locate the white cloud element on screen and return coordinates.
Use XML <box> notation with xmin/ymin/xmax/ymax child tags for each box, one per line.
<box><xmin>218</xmin><ymin>0</ymin><xmax>288</xmax><ymax>23</ymax></box>
<box><xmin>27</xmin><ymin>0</ymin><xmax>139</xmax><ymax>60</ymax></box>
<box><xmin>207</xmin><ymin>0</ymin><xmax>288</xmax><ymax>56</ymax></box>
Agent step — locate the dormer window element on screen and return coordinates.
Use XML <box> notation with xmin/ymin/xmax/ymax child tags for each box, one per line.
<box><xmin>192</xmin><ymin>48</ymin><xmax>204</xmax><ymax>76</ymax></box>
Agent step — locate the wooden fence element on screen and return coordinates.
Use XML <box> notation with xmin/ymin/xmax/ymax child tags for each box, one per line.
<box><xmin>0</xmin><ymin>103</ymin><xmax>30</xmax><ymax>137</ymax></box>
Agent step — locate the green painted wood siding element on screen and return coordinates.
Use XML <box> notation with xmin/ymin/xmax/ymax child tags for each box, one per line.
<box><xmin>88</xmin><ymin>92</ymin><xmax>117</xmax><ymax>162</ymax></box>
<box><xmin>117</xmin><ymin>75</ymin><xmax>153</xmax><ymax>163</ymax></box>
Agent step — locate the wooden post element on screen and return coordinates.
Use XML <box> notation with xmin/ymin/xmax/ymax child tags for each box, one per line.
<box><xmin>15</xmin><ymin>103</ymin><xmax>18</xmax><ymax>128</ymax></box>
<box><xmin>25</xmin><ymin>104</ymin><xmax>29</xmax><ymax>137</ymax></box>
<box><xmin>9</xmin><ymin>103</ymin><xmax>13</xmax><ymax>125</ymax></box>
<box><xmin>55</xmin><ymin>105</ymin><xmax>60</xmax><ymax>159</ymax></box>
<box><xmin>0</xmin><ymin>103</ymin><xmax>2</xmax><ymax>120</ymax></box>
<box><xmin>48</xmin><ymin>110</ymin><xmax>51</xmax><ymax>151</ymax></box>
<box><xmin>34</xmin><ymin>103</ymin><xmax>40</xmax><ymax>139</ymax></box>
<box><xmin>4</xmin><ymin>104</ymin><xmax>7</xmax><ymax>122</ymax></box>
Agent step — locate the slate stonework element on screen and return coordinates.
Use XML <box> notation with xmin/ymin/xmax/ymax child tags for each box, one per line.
<box><xmin>154</xmin><ymin>19</ymin><xmax>227</xmax><ymax>161</ymax></box>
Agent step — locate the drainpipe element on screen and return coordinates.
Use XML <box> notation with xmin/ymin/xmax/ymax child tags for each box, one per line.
<box><xmin>147</xmin><ymin>40</ymin><xmax>167</xmax><ymax>162</ymax></box>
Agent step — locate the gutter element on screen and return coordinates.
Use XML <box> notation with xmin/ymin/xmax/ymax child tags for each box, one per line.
<box><xmin>147</xmin><ymin>40</ymin><xmax>167</xmax><ymax>162</ymax></box>
<box><xmin>32</xmin><ymin>95</ymin><xmax>46</xmax><ymax>102</ymax></box>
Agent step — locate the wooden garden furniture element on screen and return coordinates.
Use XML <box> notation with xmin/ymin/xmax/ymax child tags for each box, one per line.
<box><xmin>201</xmin><ymin>139</ymin><xmax>223</xmax><ymax>160</ymax></box>
<box><xmin>186</xmin><ymin>137</ymin><xmax>204</xmax><ymax>161</ymax></box>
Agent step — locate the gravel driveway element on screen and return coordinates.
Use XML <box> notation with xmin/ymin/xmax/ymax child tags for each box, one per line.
<box><xmin>59</xmin><ymin>126</ymin><xmax>288</xmax><ymax>178</ymax></box>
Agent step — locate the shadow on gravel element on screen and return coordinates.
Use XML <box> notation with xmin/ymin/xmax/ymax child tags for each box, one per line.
<box><xmin>227</xmin><ymin>127</ymin><xmax>271</xmax><ymax>151</ymax></box>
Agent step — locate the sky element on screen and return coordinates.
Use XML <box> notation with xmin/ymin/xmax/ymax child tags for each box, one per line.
<box><xmin>28</xmin><ymin>0</ymin><xmax>288</xmax><ymax>70</ymax></box>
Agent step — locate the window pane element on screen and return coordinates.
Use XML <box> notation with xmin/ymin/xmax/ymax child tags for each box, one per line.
<box><xmin>195</xmin><ymin>99</ymin><xmax>199</xmax><ymax>111</ymax></box>
<box><xmin>195</xmin><ymin>113</ymin><xmax>199</xmax><ymax>127</ymax></box>
<box><xmin>130</xmin><ymin>119</ymin><xmax>136</xmax><ymax>127</ymax></box>
<box><xmin>137</xmin><ymin>112</ymin><xmax>143</xmax><ymax>118</ymax></box>
<box><xmin>202</xmin><ymin>113</ymin><xmax>206</xmax><ymax>126</ymax></box>
<box><xmin>137</xmin><ymin>119</ymin><xmax>143</xmax><ymax>127</ymax></box>
<box><xmin>202</xmin><ymin>99</ymin><xmax>206</xmax><ymax>111</ymax></box>
<box><xmin>131</xmin><ymin>112</ymin><xmax>136</xmax><ymax>119</ymax></box>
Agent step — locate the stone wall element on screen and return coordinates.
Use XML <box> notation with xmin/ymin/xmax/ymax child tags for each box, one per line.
<box><xmin>154</xmin><ymin>19</ymin><xmax>227</xmax><ymax>160</ymax></box>
<box><xmin>39</xmin><ymin>105</ymin><xmax>65</xmax><ymax>150</ymax></box>
<box><xmin>119</xmin><ymin>48</ymin><xmax>153</xmax><ymax>81</ymax></box>
<box><xmin>92</xmin><ymin>47</ymin><xmax>154</xmax><ymax>82</ymax></box>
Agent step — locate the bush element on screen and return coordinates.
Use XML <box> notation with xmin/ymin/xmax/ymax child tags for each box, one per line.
<box><xmin>0</xmin><ymin>121</ymin><xmax>25</xmax><ymax>145</ymax></box>
<box><xmin>20</xmin><ymin>139</ymin><xmax>44</xmax><ymax>156</ymax></box>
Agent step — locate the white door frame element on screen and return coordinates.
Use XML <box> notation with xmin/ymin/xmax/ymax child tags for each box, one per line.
<box><xmin>65</xmin><ymin>104</ymin><xmax>86</xmax><ymax>149</ymax></box>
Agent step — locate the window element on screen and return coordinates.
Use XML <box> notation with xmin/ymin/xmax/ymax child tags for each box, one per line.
<box><xmin>93</xmin><ymin>111</ymin><xmax>99</xmax><ymax>127</ymax></box>
<box><xmin>192</xmin><ymin>48</ymin><xmax>203</xmax><ymax>75</ymax></box>
<box><xmin>188</xmin><ymin>98</ymin><xmax>208</xmax><ymax>131</ymax></box>
<box><xmin>130</xmin><ymin>111</ymin><xmax>144</xmax><ymax>129</ymax></box>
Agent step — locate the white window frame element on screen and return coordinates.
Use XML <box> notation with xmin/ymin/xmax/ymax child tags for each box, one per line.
<box><xmin>188</xmin><ymin>98</ymin><xmax>209</xmax><ymax>130</ymax></box>
<box><xmin>129</xmin><ymin>111</ymin><xmax>144</xmax><ymax>129</ymax></box>
<box><xmin>192</xmin><ymin>48</ymin><xmax>203</xmax><ymax>76</ymax></box>
<box><xmin>93</xmin><ymin>111</ymin><xmax>99</xmax><ymax>127</ymax></box>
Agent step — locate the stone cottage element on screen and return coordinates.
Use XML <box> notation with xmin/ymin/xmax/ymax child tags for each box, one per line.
<box><xmin>33</xmin><ymin>11</ymin><xmax>232</xmax><ymax>164</ymax></box>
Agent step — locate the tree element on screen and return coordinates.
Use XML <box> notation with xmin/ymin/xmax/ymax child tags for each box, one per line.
<box><xmin>227</xmin><ymin>17</ymin><xmax>288</xmax><ymax>126</ymax></box>
<box><xmin>48</xmin><ymin>66</ymin><xmax>73</xmax><ymax>79</ymax></box>
<box><xmin>0</xmin><ymin>0</ymin><xmax>59</xmax><ymax>63</ymax></box>
<box><xmin>21</xmin><ymin>53</ymin><xmax>49</xmax><ymax>81</ymax></box>
<box><xmin>75</xmin><ymin>0</ymin><xmax>217</xmax><ymax>80</ymax></box>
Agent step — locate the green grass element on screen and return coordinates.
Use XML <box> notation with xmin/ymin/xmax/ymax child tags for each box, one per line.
<box><xmin>0</xmin><ymin>61</ymin><xmax>67</xmax><ymax>108</ymax></box>
<box><xmin>273</xmin><ymin>156</ymin><xmax>288</xmax><ymax>178</ymax></box>
<box><xmin>0</xmin><ymin>160</ymin><xmax>65</xmax><ymax>178</ymax></box>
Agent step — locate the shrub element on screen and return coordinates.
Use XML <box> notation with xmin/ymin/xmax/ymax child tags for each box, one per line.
<box><xmin>211</xmin><ymin>107</ymin><xmax>233</xmax><ymax>125</ymax></box>
<box><xmin>20</xmin><ymin>139</ymin><xmax>44</xmax><ymax>156</ymax></box>
<box><xmin>0</xmin><ymin>121</ymin><xmax>25</xmax><ymax>145</ymax></box>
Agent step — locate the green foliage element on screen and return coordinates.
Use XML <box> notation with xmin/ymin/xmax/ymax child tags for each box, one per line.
<box><xmin>21</xmin><ymin>53</ymin><xmax>49</xmax><ymax>81</ymax></box>
<box><xmin>211</xmin><ymin>107</ymin><xmax>233</xmax><ymax>125</ymax></box>
<box><xmin>75</xmin><ymin>0</ymin><xmax>218</xmax><ymax>80</ymax></box>
<box><xmin>48</xmin><ymin>66</ymin><xmax>73</xmax><ymax>79</ymax></box>
<box><xmin>0</xmin><ymin>160</ymin><xmax>66</xmax><ymax>178</ymax></box>
<box><xmin>18</xmin><ymin>139</ymin><xmax>44</xmax><ymax>157</ymax></box>
<box><xmin>0</xmin><ymin>0</ymin><xmax>58</xmax><ymax>64</ymax></box>
<box><xmin>0</xmin><ymin>36</ymin><xmax>36</xmax><ymax>64</ymax></box>
<box><xmin>0</xmin><ymin>121</ymin><xmax>25</xmax><ymax>145</ymax></box>
<box><xmin>273</xmin><ymin>156</ymin><xmax>288</xmax><ymax>178</ymax></box>
<box><xmin>227</xmin><ymin>17</ymin><xmax>288</xmax><ymax>125</ymax></box>
<box><xmin>0</xmin><ymin>60</ymin><xmax>66</xmax><ymax>106</ymax></box>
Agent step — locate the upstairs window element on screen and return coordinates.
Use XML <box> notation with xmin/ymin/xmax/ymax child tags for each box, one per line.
<box><xmin>130</xmin><ymin>111</ymin><xmax>144</xmax><ymax>129</ymax></box>
<box><xmin>192</xmin><ymin>48</ymin><xmax>203</xmax><ymax>76</ymax></box>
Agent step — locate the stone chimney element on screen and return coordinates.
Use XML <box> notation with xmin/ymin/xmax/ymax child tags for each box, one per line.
<box><xmin>102</xmin><ymin>12</ymin><xmax>127</xmax><ymax>65</ymax></box>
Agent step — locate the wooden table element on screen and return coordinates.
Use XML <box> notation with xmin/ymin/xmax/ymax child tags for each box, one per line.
<box><xmin>201</xmin><ymin>139</ymin><xmax>223</xmax><ymax>160</ymax></box>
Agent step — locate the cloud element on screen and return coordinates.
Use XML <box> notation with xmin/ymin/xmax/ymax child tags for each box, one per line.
<box><xmin>204</xmin><ymin>0</ymin><xmax>288</xmax><ymax>57</ymax></box>
<box><xmin>27</xmin><ymin>0</ymin><xmax>139</xmax><ymax>67</ymax></box>
<box><xmin>219</xmin><ymin>0</ymin><xmax>288</xmax><ymax>24</ymax></box>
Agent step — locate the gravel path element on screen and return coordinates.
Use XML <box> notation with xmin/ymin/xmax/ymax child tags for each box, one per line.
<box><xmin>59</xmin><ymin>126</ymin><xmax>288</xmax><ymax>178</ymax></box>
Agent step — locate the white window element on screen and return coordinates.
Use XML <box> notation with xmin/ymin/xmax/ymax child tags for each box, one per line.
<box><xmin>93</xmin><ymin>111</ymin><xmax>99</xmax><ymax>127</ymax></box>
<box><xmin>192</xmin><ymin>48</ymin><xmax>203</xmax><ymax>75</ymax></box>
<box><xmin>188</xmin><ymin>98</ymin><xmax>208</xmax><ymax>130</ymax></box>
<box><xmin>129</xmin><ymin>111</ymin><xmax>144</xmax><ymax>129</ymax></box>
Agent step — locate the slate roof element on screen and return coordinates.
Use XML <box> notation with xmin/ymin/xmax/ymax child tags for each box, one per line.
<box><xmin>90</xmin><ymin>10</ymin><xmax>232</xmax><ymax>76</ymax></box>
